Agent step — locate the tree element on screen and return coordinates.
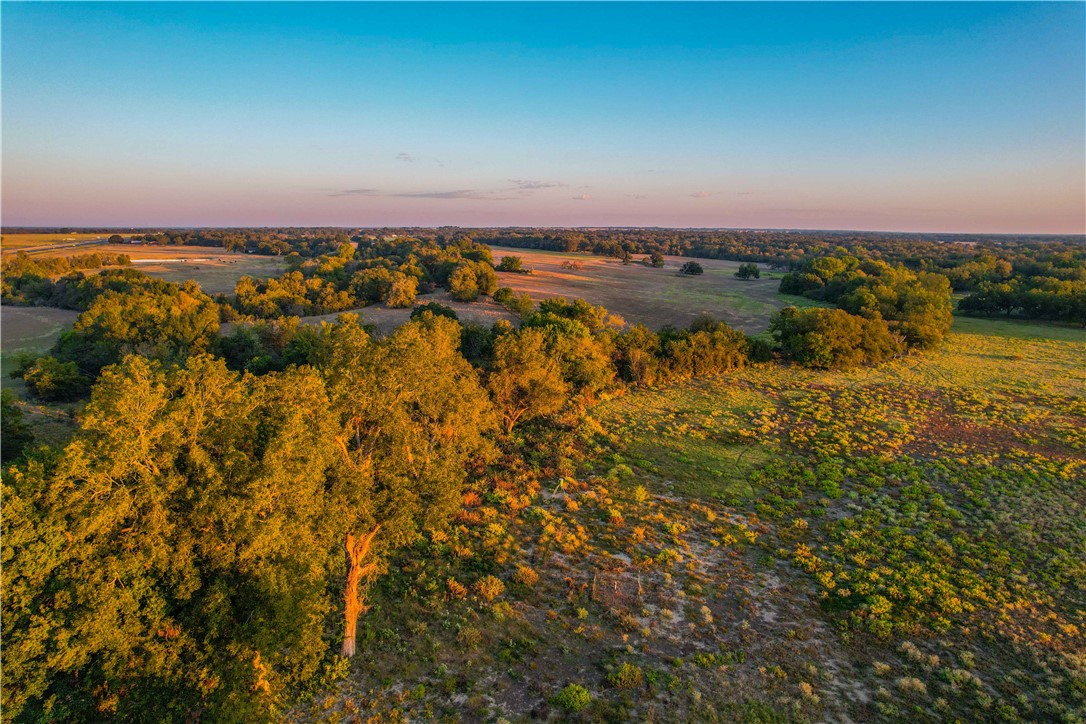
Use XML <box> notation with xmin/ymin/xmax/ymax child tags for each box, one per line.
<box><xmin>411</xmin><ymin>302</ymin><xmax>458</xmax><ymax>321</ymax></box>
<box><xmin>497</xmin><ymin>256</ymin><xmax>524</xmax><ymax>272</ymax></box>
<box><xmin>769</xmin><ymin>307</ymin><xmax>900</xmax><ymax>369</ymax></box>
<box><xmin>449</xmin><ymin>264</ymin><xmax>480</xmax><ymax>301</ymax></box>
<box><xmin>680</xmin><ymin>261</ymin><xmax>704</xmax><ymax>275</ymax></box>
<box><xmin>386</xmin><ymin>272</ymin><xmax>418</xmax><ymax>308</ymax></box>
<box><xmin>735</xmin><ymin>263</ymin><xmax>760</xmax><ymax>280</ymax></box>
<box><xmin>54</xmin><ymin>283</ymin><xmax>220</xmax><ymax>375</ymax></box>
<box><xmin>316</xmin><ymin>314</ymin><xmax>495</xmax><ymax>657</ymax></box>
<box><xmin>1</xmin><ymin>389</ymin><xmax>33</xmax><ymax>462</ymax></box>
<box><xmin>646</xmin><ymin>252</ymin><xmax>666</xmax><ymax>268</ymax></box>
<box><xmin>2</xmin><ymin>355</ymin><xmax>340</xmax><ymax>720</ymax></box>
<box><xmin>488</xmin><ymin>328</ymin><xmax>568</xmax><ymax>434</ymax></box>
<box><xmin>107</xmin><ymin>234</ymin><xmax>124</xmax><ymax>244</ymax></box>
<box><xmin>19</xmin><ymin>356</ymin><xmax>89</xmax><ymax>401</ymax></box>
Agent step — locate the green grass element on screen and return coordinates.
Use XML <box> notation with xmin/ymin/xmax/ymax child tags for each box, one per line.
<box><xmin>950</xmin><ymin>313</ymin><xmax>1086</xmax><ymax>342</ymax></box>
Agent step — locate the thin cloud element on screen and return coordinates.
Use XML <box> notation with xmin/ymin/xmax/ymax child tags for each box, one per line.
<box><xmin>508</xmin><ymin>179</ymin><xmax>567</xmax><ymax>190</ymax></box>
<box><xmin>625</xmin><ymin>193</ymin><xmax>648</xmax><ymax>199</ymax></box>
<box><xmin>395</xmin><ymin>152</ymin><xmax>415</xmax><ymax>163</ymax></box>
<box><xmin>690</xmin><ymin>191</ymin><xmax>711</xmax><ymax>198</ymax></box>
<box><xmin>571</xmin><ymin>194</ymin><xmax>592</xmax><ymax>201</ymax></box>
<box><xmin>394</xmin><ymin>189</ymin><xmax>516</xmax><ymax>201</ymax></box>
<box><xmin>328</xmin><ymin>188</ymin><xmax>379</xmax><ymax>197</ymax></box>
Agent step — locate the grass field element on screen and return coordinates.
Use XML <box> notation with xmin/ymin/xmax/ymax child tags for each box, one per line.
<box><xmin>293</xmin><ymin>317</ymin><xmax>1085</xmax><ymax>722</ymax></box>
<box><xmin>0</xmin><ymin>232</ymin><xmax>112</xmax><ymax>253</ymax></box>
<box><xmin>487</xmin><ymin>246</ymin><xmax>821</xmax><ymax>334</ymax></box>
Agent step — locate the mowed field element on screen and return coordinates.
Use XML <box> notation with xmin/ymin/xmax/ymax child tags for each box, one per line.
<box><xmin>0</xmin><ymin>306</ymin><xmax>80</xmax><ymax>391</ymax></box>
<box><xmin>26</xmin><ymin>243</ymin><xmax>284</xmax><ymax>296</ymax></box>
<box><xmin>1</xmin><ymin>232</ymin><xmax>111</xmax><ymax>254</ymax></box>
<box><xmin>486</xmin><ymin>245</ymin><xmax>811</xmax><ymax>333</ymax></box>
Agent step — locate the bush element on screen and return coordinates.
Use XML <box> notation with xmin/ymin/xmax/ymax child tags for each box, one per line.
<box><xmin>497</xmin><ymin>256</ymin><xmax>524</xmax><ymax>272</ymax></box>
<box><xmin>735</xmin><ymin>263</ymin><xmax>760</xmax><ymax>279</ymax></box>
<box><xmin>552</xmin><ymin>684</ymin><xmax>591</xmax><ymax>712</ymax></box>
<box><xmin>680</xmin><ymin>261</ymin><xmax>704</xmax><ymax>275</ymax></box>
<box><xmin>411</xmin><ymin>302</ymin><xmax>458</xmax><ymax>322</ymax></box>
<box><xmin>473</xmin><ymin>575</ymin><xmax>505</xmax><ymax>602</ymax></box>
<box><xmin>646</xmin><ymin>252</ymin><xmax>665</xmax><ymax>268</ymax></box>
<box><xmin>608</xmin><ymin>662</ymin><xmax>644</xmax><ymax>689</ymax></box>
<box><xmin>513</xmin><ymin>565</ymin><xmax>539</xmax><ymax>587</ymax></box>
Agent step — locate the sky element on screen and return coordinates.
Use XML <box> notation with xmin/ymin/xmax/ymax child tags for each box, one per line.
<box><xmin>2</xmin><ymin>2</ymin><xmax>1084</xmax><ymax>234</ymax></box>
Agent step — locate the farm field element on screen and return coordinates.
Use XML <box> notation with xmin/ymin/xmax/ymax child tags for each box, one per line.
<box><xmin>0</xmin><ymin>232</ymin><xmax>112</xmax><ymax>254</ymax></box>
<box><xmin>486</xmin><ymin>245</ymin><xmax>821</xmax><ymax>333</ymax></box>
<box><xmin>292</xmin><ymin>317</ymin><xmax>1086</xmax><ymax>722</ymax></box>
<box><xmin>0</xmin><ymin>306</ymin><xmax>79</xmax><ymax>384</ymax></box>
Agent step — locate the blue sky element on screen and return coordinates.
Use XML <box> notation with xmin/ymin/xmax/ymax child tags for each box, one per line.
<box><xmin>2</xmin><ymin>2</ymin><xmax>1083</xmax><ymax>232</ymax></box>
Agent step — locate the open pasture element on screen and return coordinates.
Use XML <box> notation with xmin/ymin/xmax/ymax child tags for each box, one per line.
<box><xmin>1</xmin><ymin>232</ymin><xmax>111</xmax><ymax>254</ymax></box>
<box><xmin>29</xmin><ymin>244</ymin><xmax>284</xmax><ymax>296</ymax></box>
<box><xmin>486</xmin><ymin>245</ymin><xmax>816</xmax><ymax>334</ymax></box>
<box><xmin>0</xmin><ymin>306</ymin><xmax>79</xmax><ymax>389</ymax></box>
<box><xmin>584</xmin><ymin>323</ymin><xmax>1086</xmax><ymax>720</ymax></box>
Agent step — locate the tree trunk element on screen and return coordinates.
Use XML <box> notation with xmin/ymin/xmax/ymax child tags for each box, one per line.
<box><xmin>341</xmin><ymin>525</ymin><xmax>380</xmax><ymax>658</ymax></box>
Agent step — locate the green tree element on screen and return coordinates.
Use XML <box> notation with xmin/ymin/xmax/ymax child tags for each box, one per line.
<box><xmin>315</xmin><ymin>314</ymin><xmax>496</xmax><ymax>657</ymax></box>
<box><xmin>2</xmin><ymin>355</ymin><xmax>340</xmax><ymax>720</ymax></box>
<box><xmin>1</xmin><ymin>389</ymin><xmax>33</xmax><ymax>462</ymax></box>
<box><xmin>488</xmin><ymin>328</ymin><xmax>568</xmax><ymax>434</ymax></box>
<box><xmin>680</xmin><ymin>261</ymin><xmax>704</xmax><ymax>275</ymax></box>
<box><xmin>735</xmin><ymin>263</ymin><xmax>760</xmax><ymax>279</ymax></box>
<box><xmin>19</xmin><ymin>356</ymin><xmax>89</xmax><ymax>401</ymax></box>
<box><xmin>54</xmin><ymin>283</ymin><xmax>220</xmax><ymax>375</ymax></box>
<box><xmin>497</xmin><ymin>256</ymin><xmax>524</xmax><ymax>272</ymax></box>
<box><xmin>770</xmin><ymin>307</ymin><xmax>900</xmax><ymax>369</ymax></box>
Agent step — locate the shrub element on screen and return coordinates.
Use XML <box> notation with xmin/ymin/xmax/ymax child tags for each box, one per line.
<box><xmin>411</xmin><ymin>302</ymin><xmax>458</xmax><ymax>321</ymax></box>
<box><xmin>446</xmin><ymin>578</ymin><xmax>467</xmax><ymax>599</ymax></box>
<box><xmin>497</xmin><ymin>256</ymin><xmax>524</xmax><ymax>272</ymax></box>
<box><xmin>680</xmin><ymin>261</ymin><xmax>704</xmax><ymax>275</ymax></box>
<box><xmin>552</xmin><ymin>684</ymin><xmax>591</xmax><ymax>712</ymax></box>
<box><xmin>473</xmin><ymin>575</ymin><xmax>505</xmax><ymax>602</ymax></box>
<box><xmin>513</xmin><ymin>565</ymin><xmax>539</xmax><ymax>587</ymax></box>
<box><xmin>608</xmin><ymin>662</ymin><xmax>644</xmax><ymax>689</ymax></box>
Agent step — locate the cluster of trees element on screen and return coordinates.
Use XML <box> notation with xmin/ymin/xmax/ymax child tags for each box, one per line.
<box><xmin>958</xmin><ymin>277</ymin><xmax>1086</xmax><ymax>324</ymax></box>
<box><xmin>779</xmin><ymin>252</ymin><xmax>953</xmax><ymax>350</ymax></box>
<box><xmin>1</xmin><ymin>253</ymin><xmax>133</xmax><ymax>306</ymax></box>
<box><xmin>227</xmin><ymin>238</ymin><xmax>504</xmax><ymax>319</ymax></box>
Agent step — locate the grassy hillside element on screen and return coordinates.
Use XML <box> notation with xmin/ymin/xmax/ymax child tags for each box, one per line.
<box><xmin>290</xmin><ymin>319</ymin><xmax>1086</xmax><ymax>721</ymax></box>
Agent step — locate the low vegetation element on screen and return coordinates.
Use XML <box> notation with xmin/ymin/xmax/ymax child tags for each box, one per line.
<box><xmin>2</xmin><ymin>228</ymin><xmax>1083</xmax><ymax>721</ymax></box>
